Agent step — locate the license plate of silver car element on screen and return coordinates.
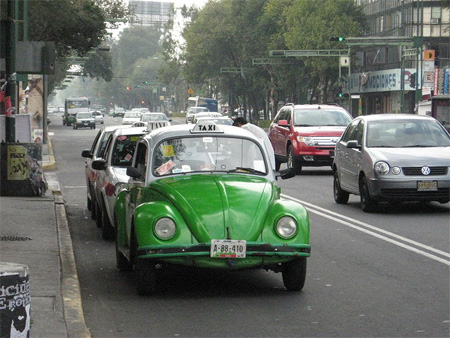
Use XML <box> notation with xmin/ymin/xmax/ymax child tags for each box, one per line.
<box><xmin>417</xmin><ymin>181</ymin><xmax>438</xmax><ymax>191</ymax></box>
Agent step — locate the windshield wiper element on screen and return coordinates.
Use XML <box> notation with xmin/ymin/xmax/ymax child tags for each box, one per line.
<box><xmin>228</xmin><ymin>167</ymin><xmax>266</xmax><ymax>175</ymax></box>
<box><xmin>295</xmin><ymin>124</ymin><xmax>312</xmax><ymax>127</ymax></box>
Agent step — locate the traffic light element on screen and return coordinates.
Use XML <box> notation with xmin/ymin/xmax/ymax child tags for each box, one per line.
<box><xmin>410</xmin><ymin>73</ymin><xmax>416</xmax><ymax>88</ymax></box>
<box><xmin>336</xmin><ymin>86</ymin><xmax>343</xmax><ymax>98</ymax></box>
<box><xmin>330</xmin><ymin>36</ymin><xmax>345</xmax><ymax>42</ymax></box>
<box><xmin>126</xmin><ymin>86</ymin><xmax>131</xmax><ymax>90</ymax></box>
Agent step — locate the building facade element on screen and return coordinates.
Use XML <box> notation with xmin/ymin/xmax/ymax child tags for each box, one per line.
<box><xmin>349</xmin><ymin>0</ymin><xmax>450</xmax><ymax>115</ymax></box>
<box><xmin>129</xmin><ymin>1</ymin><xmax>174</xmax><ymax>27</ymax></box>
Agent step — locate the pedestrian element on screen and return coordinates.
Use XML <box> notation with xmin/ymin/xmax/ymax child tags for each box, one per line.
<box><xmin>232</xmin><ymin>117</ymin><xmax>276</xmax><ymax>170</ymax></box>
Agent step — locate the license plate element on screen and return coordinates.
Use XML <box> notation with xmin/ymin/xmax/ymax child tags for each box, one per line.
<box><xmin>83</xmin><ymin>122</ymin><xmax>88</xmax><ymax>125</ymax></box>
<box><xmin>417</xmin><ymin>180</ymin><xmax>438</xmax><ymax>191</ymax></box>
<box><xmin>210</xmin><ymin>240</ymin><xmax>246</xmax><ymax>258</ymax></box>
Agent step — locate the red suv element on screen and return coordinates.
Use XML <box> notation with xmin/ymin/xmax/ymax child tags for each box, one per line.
<box><xmin>269</xmin><ymin>104</ymin><xmax>352</xmax><ymax>174</ymax></box>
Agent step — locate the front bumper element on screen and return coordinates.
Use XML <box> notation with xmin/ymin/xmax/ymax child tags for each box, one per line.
<box><xmin>138</xmin><ymin>242</ymin><xmax>310</xmax><ymax>269</ymax></box>
<box><xmin>368</xmin><ymin>177</ymin><xmax>450</xmax><ymax>202</ymax></box>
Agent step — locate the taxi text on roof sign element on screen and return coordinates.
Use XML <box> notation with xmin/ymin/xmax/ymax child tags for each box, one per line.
<box><xmin>191</xmin><ymin>121</ymin><xmax>224</xmax><ymax>133</ymax></box>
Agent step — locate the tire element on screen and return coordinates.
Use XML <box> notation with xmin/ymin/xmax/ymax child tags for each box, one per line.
<box><xmin>101</xmin><ymin>199</ymin><xmax>115</xmax><ymax>240</ymax></box>
<box><xmin>87</xmin><ymin>195</ymin><xmax>92</xmax><ymax>211</ymax></box>
<box><xmin>360</xmin><ymin>176</ymin><xmax>377</xmax><ymax>212</ymax></box>
<box><xmin>282</xmin><ymin>258</ymin><xmax>307</xmax><ymax>291</ymax></box>
<box><xmin>95</xmin><ymin>200</ymin><xmax>103</xmax><ymax>227</ymax></box>
<box><xmin>136</xmin><ymin>259</ymin><xmax>156</xmax><ymax>296</ymax></box>
<box><xmin>287</xmin><ymin>145</ymin><xmax>302</xmax><ymax>175</ymax></box>
<box><xmin>333</xmin><ymin>171</ymin><xmax>349</xmax><ymax>204</ymax></box>
<box><xmin>115</xmin><ymin>218</ymin><xmax>133</xmax><ymax>272</ymax></box>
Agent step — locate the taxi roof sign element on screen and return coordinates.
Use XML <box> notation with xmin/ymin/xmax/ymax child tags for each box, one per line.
<box><xmin>146</xmin><ymin>121</ymin><xmax>170</xmax><ymax>131</ymax></box>
<box><xmin>191</xmin><ymin>121</ymin><xmax>224</xmax><ymax>133</ymax></box>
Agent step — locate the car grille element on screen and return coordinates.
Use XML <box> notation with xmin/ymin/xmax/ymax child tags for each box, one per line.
<box><xmin>380</xmin><ymin>188</ymin><xmax>450</xmax><ymax>199</ymax></box>
<box><xmin>402</xmin><ymin>166</ymin><xmax>448</xmax><ymax>176</ymax></box>
<box><xmin>310</xmin><ymin>137</ymin><xmax>340</xmax><ymax>147</ymax></box>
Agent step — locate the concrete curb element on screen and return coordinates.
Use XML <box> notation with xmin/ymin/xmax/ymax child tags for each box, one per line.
<box><xmin>43</xmin><ymin>139</ymin><xmax>56</xmax><ymax>172</ymax></box>
<box><xmin>54</xmin><ymin>191</ymin><xmax>91</xmax><ymax>338</ymax></box>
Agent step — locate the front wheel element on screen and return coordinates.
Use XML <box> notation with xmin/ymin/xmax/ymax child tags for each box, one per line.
<box><xmin>333</xmin><ymin>171</ymin><xmax>349</xmax><ymax>204</ymax></box>
<box><xmin>136</xmin><ymin>260</ymin><xmax>156</xmax><ymax>296</ymax></box>
<box><xmin>287</xmin><ymin>145</ymin><xmax>302</xmax><ymax>175</ymax></box>
<box><xmin>360</xmin><ymin>176</ymin><xmax>377</xmax><ymax>212</ymax></box>
<box><xmin>282</xmin><ymin>258</ymin><xmax>307</xmax><ymax>291</ymax></box>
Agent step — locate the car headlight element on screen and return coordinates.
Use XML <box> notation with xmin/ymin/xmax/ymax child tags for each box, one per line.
<box><xmin>374</xmin><ymin>161</ymin><xmax>390</xmax><ymax>175</ymax></box>
<box><xmin>276</xmin><ymin>216</ymin><xmax>297</xmax><ymax>239</ymax></box>
<box><xmin>297</xmin><ymin>136</ymin><xmax>314</xmax><ymax>146</ymax></box>
<box><xmin>154</xmin><ymin>217</ymin><xmax>176</xmax><ymax>240</ymax></box>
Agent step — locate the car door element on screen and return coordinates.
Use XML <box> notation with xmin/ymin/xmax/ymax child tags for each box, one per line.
<box><xmin>336</xmin><ymin>119</ymin><xmax>363</xmax><ymax>193</ymax></box>
<box><xmin>269</xmin><ymin>108</ymin><xmax>288</xmax><ymax>156</ymax></box>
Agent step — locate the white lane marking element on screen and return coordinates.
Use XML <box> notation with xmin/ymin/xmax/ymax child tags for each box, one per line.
<box><xmin>64</xmin><ymin>185</ymin><xmax>86</xmax><ymax>189</ymax></box>
<box><xmin>282</xmin><ymin>194</ymin><xmax>450</xmax><ymax>266</ymax></box>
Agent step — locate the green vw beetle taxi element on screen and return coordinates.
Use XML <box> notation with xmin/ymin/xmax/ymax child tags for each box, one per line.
<box><xmin>114</xmin><ymin>121</ymin><xmax>311</xmax><ymax>295</ymax></box>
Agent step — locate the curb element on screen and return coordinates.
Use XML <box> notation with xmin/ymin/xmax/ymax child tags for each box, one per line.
<box><xmin>54</xmin><ymin>191</ymin><xmax>91</xmax><ymax>338</ymax></box>
<box><xmin>43</xmin><ymin>139</ymin><xmax>56</xmax><ymax>172</ymax></box>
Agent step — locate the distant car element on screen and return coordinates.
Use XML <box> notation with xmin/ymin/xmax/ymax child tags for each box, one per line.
<box><xmin>73</xmin><ymin>112</ymin><xmax>96</xmax><ymax>129</ymax></box>
<box><xmin>268</xmin><ymin>103</ymin><xmax>353</xmax><ymax>173</ymax></box>
<box><xmin>91</xmin><ymin>111</ymin><xmax>104</xmax><ymax>124</ymax></box>
<box><xmin>81</xmin><ymin>125</ymin><xmax>127</xmax><ymax>222</ymax></box>
<box><xmin>186</xmin><ymin>106</ymin><xmax>209</xmax><ymax>123</ymax></box>
<box><xmin>140</xmin><ymin>108</ymin><xmax>150</xmax><ymax>114</ymax></box>
<box><xmin>194</xmin><ymin>116</ymin><xmax>233</xmax><ymax>125</ymax></box>
<box><xmin>113</xmin><ymin>108</ymin><xmax>125</xmax><ymax>118</ymax></box>
<box><xmin>140</xmin><ymin>112</ymin><xmax>172</xmax><ymax>126</ymax></box>
<box><xmin>113</xmin><ymin>120</ymin><xmax>310</xmax><ymax>295</ymax></box>
<box><xmin>90</xmin><ymin>126</ymin><xmax>149</xmax><ymax>239</ymax></box>
<box><xmin>122</xmin><ymin>111</ymin><xmax>141</xmax><ymax>125</ymax></box>
<box><xmin>333</xmin><ymin>114</ymin><xmax>450</xmax><ymax>212</ymax></box>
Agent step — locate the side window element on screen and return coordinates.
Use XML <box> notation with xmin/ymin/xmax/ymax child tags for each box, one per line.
<box><xmin>341</xmin><ymin>120</ymin><xmax>360</xmax><ymax>142</ymax></box>
<box><xmin>90</xmin><ymin>130</ymin><xmax>102</xmax><ymax>154</ymax></box>
<box><xmin>102</xmin><ymin>135</ymin><xmax>114</xmax><ymax>162</ymax></box>
<box><xmin>353</xmin><ymin>121</ymin><xmax>364</xmax><ymax>145</ymax></box>
<box><xmin>276</xmin><ymin>109</ymin><xmax>287</xmax><ymax>123</ymax></box>
<box><xmin>134</xmin><ymin>143</ymin><xmax>148</xmax><ymax>180</ymax></box>
<box><xmin>286</xmin><ymin>108</ymin><xmax>292</xmax><ymax>125</ymax></box>
<box><xmin>273</xmin><ymin>110</ymin><xmax>282</xmax><ymax>123</ymax></box>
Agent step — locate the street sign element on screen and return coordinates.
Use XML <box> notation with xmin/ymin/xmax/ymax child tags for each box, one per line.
<box><xmin>340</xmin><ymin>56</ymin><xmax>350</xmax><ymax>67</ymax></box>
<box><xmin>187</xmin><ymin>88</ymin><xmax>194</xmax><ymax>95</ymax></box>
<box><xmin>424</xmin><ymin>50</ymin><xmax>435</xmax><ymax>61</ymax></box>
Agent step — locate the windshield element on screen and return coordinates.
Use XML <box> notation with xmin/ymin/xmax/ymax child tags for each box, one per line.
<box><xmin>366</xmin><ymin>119</ymin><xmax>450</xmax><ymax>148</ymax></box>
<box><xmin>67</xmin><ymin>99</ymin><xmax>88</xmax><ymax>108</ymax></box>
<box><xmin>293</xmin><ymin>109</ymin><xmax>352</xmax><ymax>126</ymax></box>
<box><xmin>152</xmin><ymin>136</ymin><xmax>267</xmax><ymax>176</ymax></box>
<box><xmin>141</xmin><ymin>114</ymin><xmax>168</xmax><ymax>122</ymax></box>
<box><xmin>124</xmin><ymin>113</ymin><xmax>140</xmax><ymax>118</ymax></box>
<box><xmin>77</xmin><ymin>113</ymin><xmax>92</xmax><ymax>119</ymax></box>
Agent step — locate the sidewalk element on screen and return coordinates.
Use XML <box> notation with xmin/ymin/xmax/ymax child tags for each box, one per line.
<box><xmin>0</xmin><ymin>140</ymin><xmax>90</xmax><ymax>337</ymax></box>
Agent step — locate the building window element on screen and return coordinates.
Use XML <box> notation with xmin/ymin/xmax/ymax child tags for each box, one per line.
<box><xmin>431</xmin><ymin>7</ymin><xmax>441</xmax><ymax>19</ymax></box>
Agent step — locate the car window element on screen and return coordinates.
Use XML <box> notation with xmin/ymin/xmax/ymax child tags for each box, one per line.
<box><xmin>293</xmin><ymin>109</ymin><xmax>351</xmax><ymax>127</ymax></box>
<box><xmin>367</xmin><ymin>119</ymin><xmax>450</xmax><ymax>147</ymax></box>
<box><xmin>133</xmin><ymin>142</ymin><xmax>149</xmax><ymax>180</ymax></box>
<box><xmin>95</xmin><ymin>130</ymin><xmax>116</xmax><ymax>158</ymax></box>
<box><xmin>111</xmin><ymin>134</ymin><xmax>143</xmax><ymax>167</ymax></box>
<box><xmin>341</xmin><ymin>119</ymin><xmax>361</xmax><ymax>142</ymax></box>
<box><xmin>152</xmin><ymin>136</ymin><xmax>267</xmax><ymax>176</ymax></box>
<box><xmin>90</xmin><ymin>130</ymin><xmax>102</xmax><ymax>154</ymax></box>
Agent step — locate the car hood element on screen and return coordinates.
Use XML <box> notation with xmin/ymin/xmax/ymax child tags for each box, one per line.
<box><xmin>367</xmin><ymin>147</ymin><xmax>450</xmax><ymax>166</ymax></box>
<box><xmin>150</xmin><ymin>174</ymin><xmax>276</xmax><ymax>242</ymax></box>
<box><xmin>293</xmin><ymin>126</ymin><xmax>346</xmax><ymax>136</ymax></box>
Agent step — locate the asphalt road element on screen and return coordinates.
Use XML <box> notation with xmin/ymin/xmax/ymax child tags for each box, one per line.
<box><xmin>49</xmin><ymin>114</ymin><xmax>450</xmax><ymax>337</ymax></box>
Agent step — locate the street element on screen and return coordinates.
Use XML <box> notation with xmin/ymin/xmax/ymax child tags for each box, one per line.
<box><xmin>49</xmin><ymin>114</ymin><xmax>450</xmax><ymax>337</ymax></box>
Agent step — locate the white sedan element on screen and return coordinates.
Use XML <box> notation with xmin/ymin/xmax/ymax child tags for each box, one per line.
<box><xmin>122</xmin><ymin>111</ymin><xmax>141</xmax><ymax>125</ymax></box>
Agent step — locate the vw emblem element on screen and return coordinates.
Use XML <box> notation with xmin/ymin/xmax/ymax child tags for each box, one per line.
<box><xmin>421</xmin><ymin>166</ymin><xmax>431</xmax><ymax>175</ymax></box>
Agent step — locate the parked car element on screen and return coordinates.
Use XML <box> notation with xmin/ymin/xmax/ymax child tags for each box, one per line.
<box><xmin>268</xmin><ymin>103</ymin><xmax>353</xmax><ymax>173</ymax></box>
<box><xmin>91</xmin><ymin>126</ymin><xmax>149</xmax><ymax>239</ymax></box>
<box><xmin>122</xmin><ymin>111</ymin><xmax>141</xmax><ymax>125</ymax></box>
<box><xmin>81</xmin><ymin>125</ymin><xmax>127</xmax><ymax>222</ymax></box>
<box><xmin>91</xmin><ymin>111</ymin><xmax>104</xmax><ymax>124</ymax></box>
<box><xmin>333</xmin><ymin>114</ymin><xmax>450</xmax><ymax>212</ymax></box>
<box><xmin>113</xmin><ymin>108</ymin><xmax>125</xmax><ymax>118</ymax></box>
<box><xmin>114</xmin><ymin>120</ymin><xmax>311</xmax><ymax>295</ymax></box>
<box><xmin>73</xmin><ymin>112</ymin><xmax>96</xmax><ymax>129</ymax></box>
<box><xmin>185</xmin><ymin>106</ymin><xmax>209</xmax><ymax>124</ymax></box>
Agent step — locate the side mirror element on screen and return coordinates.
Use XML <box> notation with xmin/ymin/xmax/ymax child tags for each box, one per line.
<box><xmin>127</xmin><ymin>167</ymin><xmax>143</xmax><ymax>179</ymax></box>
<box><xmin>278</xmin><ymin>120</ymin><xmax>288</xmax><ymax>127</ymax></box>
<box><xmin>346</xmin><ymin>140</ymin><xmax>360</xmax><ymax>149</ymax></box>
<box><xmin>92</xmin><ymin>159</ymin><xmax>107</xmax><ymax>170</ymax></box>
<box><xmin>276</xmin><ymin>167</ymin><xmax>296</xmax><ymax>180</ymax></box>
<box><xmin>81</xmin><ymin>149</ymin><xmax>93</xmax><ymax>159</ymax></box>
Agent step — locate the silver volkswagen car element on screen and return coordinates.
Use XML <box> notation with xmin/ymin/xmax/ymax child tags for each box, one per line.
<box><xmin>333</xmin><ymin>114</ymin><xmax>450</xmax><ymax>212</ymax></box>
